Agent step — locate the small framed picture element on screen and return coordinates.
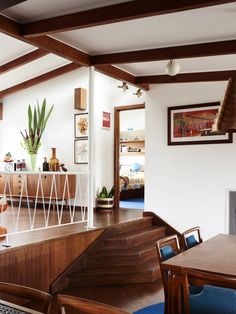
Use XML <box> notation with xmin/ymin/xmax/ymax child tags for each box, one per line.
<box><xmin>75</xmin><ymin>113</ymin><xmax>89</xmax><ymax>138</ymax></box>
<box><xmin>102</xmin><ymin>111</ymin><xmax>111</xmax><ymax>129</ymax></box>
<box><xmin>74</xmin><ymin>139</ymin><xmax>88</xmax><ymax>164</ymax></box>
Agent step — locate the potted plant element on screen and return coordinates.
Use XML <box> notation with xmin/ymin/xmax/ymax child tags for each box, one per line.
<box><xmin>20</xmin><ymin>98</ymin><xmax>53</xmax><ymax>171</ymax></box>
<box><xmin>96</xmin><ymin>186</ymin><xmax>114</xmax><ymax>213</ymax></box>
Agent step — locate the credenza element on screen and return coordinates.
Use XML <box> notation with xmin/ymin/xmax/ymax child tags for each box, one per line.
<box><xmin>0</xmin><ymin>173</ymin><xmax>76</xmax><ymax>200</ymax></box>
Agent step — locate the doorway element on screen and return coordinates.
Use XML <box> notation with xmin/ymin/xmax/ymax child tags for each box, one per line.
<box><xmin>114</xmin><ymin>104</ymin><xmax>145</xmax><ymax>211</ymax></box>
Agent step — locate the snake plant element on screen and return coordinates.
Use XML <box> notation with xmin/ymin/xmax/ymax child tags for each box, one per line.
<box><xmin>21</xmin><ymin>98</ymin><xmax>54</xmax><ymax>154</ymax></box>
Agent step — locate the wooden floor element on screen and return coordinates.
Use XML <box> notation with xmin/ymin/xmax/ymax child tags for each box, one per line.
<box><xmin>0</xmin><ymin>207</ymin><xmax>164</xmax><ymax>313</ymax></box>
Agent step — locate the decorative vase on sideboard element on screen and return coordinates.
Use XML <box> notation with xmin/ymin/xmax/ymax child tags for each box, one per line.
<box><xmin>49</xmin><ymin>148</ymin><xmax>59</xmax><ymax>171</ymax></box>
<box><xmin>29</xmin><ymin>153</ymin><xmax>37</xmax><ymax>171</ymax></box>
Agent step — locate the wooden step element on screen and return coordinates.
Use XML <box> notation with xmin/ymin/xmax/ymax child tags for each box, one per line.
<box><xmin>68</xmin><ymin>259</ymin><xmax>161</xmax><ymax>287</ymax></box>
<box><xmin>84</xmin><ymin>243</ymin><xmax>158</xmax><ymax>268</ymax></box>
<box><xmin>103</xmin><ymin>217</ymin><xmax>153</xmax><ymax>238</ymax></box>
<box><xmin>103</xmin><ymin>226</ymin><xmax>166</xmax><ymax>250</ymax></box>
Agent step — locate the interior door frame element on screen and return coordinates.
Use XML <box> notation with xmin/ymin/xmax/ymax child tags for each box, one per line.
<box><xmin>114</xmin><ymin>103</ymin><xmax>145</xmax><ymax>213</ymax></box>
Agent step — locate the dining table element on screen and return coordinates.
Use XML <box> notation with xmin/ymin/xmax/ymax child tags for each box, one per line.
<box><xmin>161</xmin><ymin>234</ymin><xmax>236</xmax><ymax>314</ymax></box>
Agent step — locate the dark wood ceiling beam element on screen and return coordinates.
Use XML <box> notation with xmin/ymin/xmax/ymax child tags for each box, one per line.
<box><xmin>22</xmin><ymin>0</ymin><xmax>236</xmax><ymax>37</ymax></box>
<box><xmin>92</xmin><ymin>40</ymin><xmax>236</xmax><ymax>65</ymax></box>
<box><xmin>0</xmin><ymin>14</ymin><xmax>91</xmax><ymax>66</ymax></box>
<box><xmin>136</xmin><ymin>71</ymin><xmax>236</xmax><ymax>84</ymax></box>
<box><xmin>95</xmin><ymin>65</ymin><xmax>149</xmax><ymax>91</ymax></box>
<box><xmin>0</xmin><ymin>63</ymin><xmax>80</xmax><ymax>98</ymax></box>
<box><xmin>0</xmin><ymin>14</ymin><xmax>146</xmax><ymax>89</ymax></box>
<box><xmin>0</xmin><ymin>49</ymin><xmax>48</xmax><ymax>74</ymax></box>
<box><xmin>0</xmin><ymin>0</ymin><xmax>26</xmax><ymax>11</ymax></box>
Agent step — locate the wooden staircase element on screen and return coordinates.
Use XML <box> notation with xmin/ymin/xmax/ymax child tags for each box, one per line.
<box><xmin>50</xmin><ymin>213</ymin><xmax>180</xmax><ymax>293</ymax></box>
<box><xmin>213</xmin><ymin>77</ymin><xmax>236</xmax><ymax>132</ymax></box>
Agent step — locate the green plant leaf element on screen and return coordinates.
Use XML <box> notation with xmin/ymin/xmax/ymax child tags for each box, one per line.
<box><xmin>28</xmin><ymin>105</ymin><xmax>32</xmax><ymax>136</ymax></box>
<box><xmin>42</xmin><ymin>105</ymin><xmax>54</xmax><ymax>132</ymax></box>
<box><xmin>33</xmin><ymin>106</ymin><xmax>37</xmax><ymax>136</ymax></box>
<box><xmin>108</xmin><ymin>186</ymin><xmax>114</xmax><ymax>198</ymax></box>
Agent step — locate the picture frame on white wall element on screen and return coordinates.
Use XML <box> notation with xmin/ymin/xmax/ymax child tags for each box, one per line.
<box><xmin>74</xmin><ymin>138</ymin><xmax>88</xmax><ymax>164</ymax></box>
<box><xmin>168</xmin><ymin>102</ymin><xmax>233</xmax><ymax>145</ymax></box>
<box><xmin>75</xmin><ymin>113</ymin><xmax>89</xmax><ymax>138</ymax></box>
<box><xmin>102</xmin><ymin>111</ymin><xmax>111</xmax><ymax>129</ymax></box>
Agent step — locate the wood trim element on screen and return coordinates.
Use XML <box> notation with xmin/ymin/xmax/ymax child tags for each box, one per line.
<box><xmin>136</xmin><ymin>70</ymin><xmax>236</xmax><ymax>84</ymax></box>
<box><xmin>21</xmin><ymin>0</ymin><xmax>236</xmax><ymax>37</ymax></box>
<box><xmin>0</xmin><ymin>0</ymin><xmax>26</xmax><ymax>11</ymax></box>
<box><xmin>95</xmin><ymin>65</ymin><xmax>149</xmax><ymax>91</ymax></box>
<box><xmin>0</xmin><ymin>49</ymin><xmax>48</xmax><ymax>75</ymax></box>
<box><xmin>0</xmin><ymin>15</ymin><xmax>147</xmax><ymax>89</ymax></box>
<box><xmin>92</xmin><ymin>40</ymin><xmax>236</xmax><ymax>65</ymax></box>
<box><xmin>0</xmin><ymin>63</ymin><xmax>80</xmax><ymax>98</ymax></box>
<box><xmin>114</xmin><ymin>104</ymin><xmax>145</xmax><ymax>211</ymax></box>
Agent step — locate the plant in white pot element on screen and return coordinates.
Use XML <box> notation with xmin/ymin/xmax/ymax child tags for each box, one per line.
<box><xmin>21</xmin><ymin>98</ymin><xmax>53</xmax><ymax>171</ymax></box>
<box><xmin>96</xmin><ymin>186</ymin><xmax>114</xmax><ymax>213</ymax></box>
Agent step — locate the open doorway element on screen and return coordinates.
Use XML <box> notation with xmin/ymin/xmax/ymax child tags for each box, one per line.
<box><xmin>114</xmin><ymin>104</ymin><xmax>145</xmax><ymax>211</ymax></box>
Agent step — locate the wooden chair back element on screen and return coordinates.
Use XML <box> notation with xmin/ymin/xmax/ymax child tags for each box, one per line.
<box><xmin>156</xmin><ymin>235</ymin><xmax>181</xmax><ymax>314</ymax></box>
<box><xmin>170</xmin><ymin>268</ymin><xmax>236</xmax><ymax>314</ymax></box>
<box><xmin>57</xmin><ymin>294</ymin><xmax>131</xmax><ymax>314</ymax></box>
<box><xmin>0</xmin><ymin>282</ymin><xmax>52</xmax><ymax>314</ymax></box>
<box><xmin>182</xmin><ymin>226</ymin><xmax>203</xmax><ymax>249</ymax></box>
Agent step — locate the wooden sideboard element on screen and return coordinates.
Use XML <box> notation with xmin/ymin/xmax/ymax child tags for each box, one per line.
<box><xmin>0</xmin><ymin>173</ymin><xmax>76</xmax><ymax>200</ymax></box>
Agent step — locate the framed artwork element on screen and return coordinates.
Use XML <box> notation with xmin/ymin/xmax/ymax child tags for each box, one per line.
<box><xmin>75</xmin><ymin>113</ymin><xmax>89</xmax><ymax>138</ymax></box>
<box><xmin>168</xmin><ymin>102</ymin><xmax>233</xmax><ymax>145</ymax></box>
<box><xmin>102</xmin><ymin>111</ymin><xmax>111</xmax><ymax>129</ymax></box>
<box><xmin>74</xmin><ymin>139</ymin><xmax>88</xmax><ymax>164</ymax></box>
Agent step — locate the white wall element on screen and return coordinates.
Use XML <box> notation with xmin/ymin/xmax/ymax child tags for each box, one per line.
<box><xmin>0</xmin><ymin>67</ymin><xmax>89</xmax><ymax>172</ymax></box>
<box><xmin>94</xmin><ymin>71</ymin><xmax>145</xmax><ymax>193</ymax></box>
<box><xmin>120</xmin><ymin>108</ymin><xmax>145</xmax><ymax>131</ymax></box>
<box><xmin>145</xmin><ymin>82</ymin><xmax>236</xmax><ymax>239</ymax></box>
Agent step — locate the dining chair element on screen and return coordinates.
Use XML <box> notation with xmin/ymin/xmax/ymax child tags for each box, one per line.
<box><xmin>57</xmin><ymin>294</ymin><xmax>131</xmax><ymax>314</ymax></box>
<box><xmin>172</xmin><ymin>268</ymin><xmax>236</xmax><ymax>314</ymax></box>
<box><xmin>182</xmin><ymin>226</ymin><xmax>203</xmax><ymax>249</ymax></box>
<box><xmin>156</xmin><ymin>235</ymin><xmax>181</xmax><ymax>314</ymax></box>
<box><xmin>0</xmin><ymin>282</ymin><xmax>52</xmax><ymax>313</ymax></box>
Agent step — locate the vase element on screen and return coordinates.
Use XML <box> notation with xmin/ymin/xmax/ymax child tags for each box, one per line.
<box><xmin>29</xmin><ymin>153</ymin><xmax>37</xmax><ymax>171</ymax></box>
<box><xmin>49</xmin><ymin>148</ymin><xmax>59</xmax><ymax>171</ymax></box>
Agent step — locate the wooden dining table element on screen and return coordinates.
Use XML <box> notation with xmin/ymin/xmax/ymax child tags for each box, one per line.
<box><xmin>161</xmin><ymin>234</ymin><xmax>236</xmax><ymax>314</ymax></box>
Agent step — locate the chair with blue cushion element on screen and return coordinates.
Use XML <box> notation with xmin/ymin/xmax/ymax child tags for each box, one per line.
<box><xmin>180</xmin><ymin>268</ymin><xmax>236</xmax><ymax>314</ymax></box>
<box><xmin>156</xmin><ymin>235</ymin><xmax>181</xmax><ymax>314</ymax></box>
<box><xmin>182</xmin><ymin>226</ymin><xmax>203</xmax><ymax>250</ymax></box>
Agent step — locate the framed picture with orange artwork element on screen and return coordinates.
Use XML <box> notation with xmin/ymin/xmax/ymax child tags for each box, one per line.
<box><xmin>75</xmin><ymin>113</ymin><xmax>88</xmax><ymax>138</ymax></box>
<box><xmin>168</xmin><ymin>102</ymin><xmax>232</xmax><ymax>145</ymax></box>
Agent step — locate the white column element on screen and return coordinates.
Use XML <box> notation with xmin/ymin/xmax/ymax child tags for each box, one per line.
<box><xmin>88</xmin><ymin>66</ymin><xmax>95</xmax><ymax>228</ymax></box>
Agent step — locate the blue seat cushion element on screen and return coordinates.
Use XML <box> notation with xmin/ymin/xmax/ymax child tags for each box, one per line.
<box><xmin>160</xmin><ymin>245</ymin><xmax>176</xmax><ymax>261</ymax></box>
<box><xmin>186</xmin><ymin>235</ymin><xmax>199</xmax><ymax>248</ymax></box>
<box><xmin>189</xmin><ymin>285</ymin><xmax>236</xmax><ymax>314</ymax></box>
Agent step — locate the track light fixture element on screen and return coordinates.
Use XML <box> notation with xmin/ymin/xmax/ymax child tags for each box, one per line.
<box><xmin>133</xmin><ymin>89</ymin><xmax>142</xmax><ymax>98</ymax></box>
<box><xmin>165</xmin><ymin>59</ymin><xmax>180</xmax><ymax>76</ymax></box>
<box><xmin>117</xmin><ymin>82</ymin><xmax>129</xmax><ymax>92</ymax></box>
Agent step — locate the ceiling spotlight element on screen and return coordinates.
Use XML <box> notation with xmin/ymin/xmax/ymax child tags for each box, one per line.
<box><xmin>118</xmin><ymin>82</ymin><xmax>129</xmax><ymax>92</ymax></box>
<box><xmin>133</xmin><ymin>89</ymin><xmax>142</xmax><ymax>98</ymax></box>
<box><xmin>165</xmin><ymin>59</ymin><xmax>180</xmax><ymax>76</ymax></box>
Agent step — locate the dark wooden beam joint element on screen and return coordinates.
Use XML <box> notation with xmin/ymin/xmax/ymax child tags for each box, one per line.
<box><xmin>21</xmin><ymin>0</ymin><xmax>236</xmax><ymax>37</ymax></box>
<box><xmin>95</xmin><ymin>65</ymin><xmax>149</xmax><ymax>91</ymax></box>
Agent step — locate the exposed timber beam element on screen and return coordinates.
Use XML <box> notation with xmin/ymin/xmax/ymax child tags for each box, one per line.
<box><xmin>0</xmin><ymin>0</ymin><xmax>26</xmax><ymax>11</ymax></box>
<box><xmin>22</xmin><ymin>0</ymin><xmax>236</xmax><ymax>37</ymax></box>
<box><xmin>92</xmin><ymin>40</ymin><xmax>236</xmax><ymax>65</ymax></box>
<box><xmin>136</xmin><ymin>71</ymin><xmax>236</xmax><ymax>84</ymax></box>
<box><xmin>0</xmin><ymin>49</ymin><xmax>48</xmax><ymax>74</ymax></box>
<box><xmin>96</xmin><ymin>65</ymin><xmax>149</xmax><ymax>91</ymax></box>
<box><xmin>0</xmin><ymin>63</ymin><xmax>80</xmax><ymax>98</ymax></box>
<box><xmin>0</xmin><ymin>14</ymin><xmax>142</xmax><ymax>87</ymax></box>
<box><xmin>0</xmin><ymin>14</ymin><xmax>91</xmax><ymax>67</ymax></box>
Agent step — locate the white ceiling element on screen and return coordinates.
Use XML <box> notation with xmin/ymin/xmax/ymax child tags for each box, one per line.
<box><xmin>53</xmin><ymin>3</ymin><xmax>236</xmax><ymax>54</ymax></box>
<box><xmin>0</xmin><ymin>0</ymin><xmax>236</xmax><ymax>89</ymax></box>
<box><xmin>0</xmin><ymin>54</ymin><xmax>70</xmax><ymax>90</ymax></box>
<box><xmin>2</xmin><ymin>0</ymin><xmax>130</xmax><ymax>23</ymax></box>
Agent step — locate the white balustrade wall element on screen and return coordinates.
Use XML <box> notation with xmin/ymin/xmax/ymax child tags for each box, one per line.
<box><xmin>0</xmin><ymin>171</ymin><xmax>90</xmax><ymax>245</ymax></box>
